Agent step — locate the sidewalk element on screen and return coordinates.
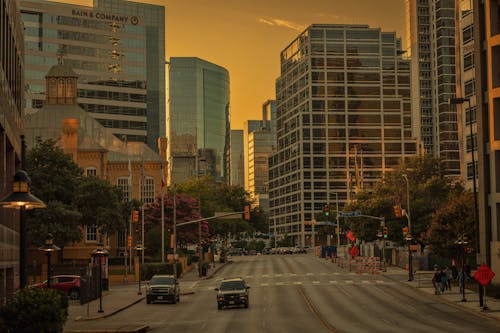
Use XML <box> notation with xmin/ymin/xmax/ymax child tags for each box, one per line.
<box><xmin>64</xmin><ymin>261</ymin><xmax>228</xmax><ymax>333</ymax></box>
<box><xmin>383</xmin><ymin>266</ymin><xmax>500</xmax><ymax>322</ymax></box>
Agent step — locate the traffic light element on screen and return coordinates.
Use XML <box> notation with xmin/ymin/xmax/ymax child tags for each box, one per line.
<box><xmin>393</xmin><ymin>205</ymin><xmax>402</xmax><ymax>218</ymax></box>
<box><xmin>132</xmin><ymin>210</ymin><xmax>139</xmax><ymax>222</ymax></box>
<box><xmin>244</xmin><ymin>205</ymin><xmax>251</xmax><ymax>221</ymax></box>
<box><xmin>134</xmin><ymin>225</ymin><xmax>139</xmax><ymax>235</ymax></box>
<box><xmin>324</xmin><ymin>204</ymin><xmax>330</xmax><ymax>217</ymax></box>
<box><xmin>383</xmin><ymin>227</ymin><xmax>388</xmax><ymax>239</ymax></box>
<box><xmin>127</xmin><ymin>235</ymin><xmax>132</xmax><ymax>248</ymax></box>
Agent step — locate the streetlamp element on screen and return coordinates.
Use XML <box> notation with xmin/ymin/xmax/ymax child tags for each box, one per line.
<box><xmin>134</xmin><ymin>242</ymin><xmax>145</xmax><ymax>295</ymax></box>
<box><xmin>455</xmin><ymin>233</ymin><xmax>469</xmax><ymax>302</ymax></box>
<box><xmin>38</xmin><ymin>233</ymin><xmax>60</xmax><ymax>288</ymax></box>
<box><xmin>402</xmin><ymin>174</ymin><xmax>414</xmax><ymax>281</ymax></box>
<box><xmin>0</xmin><ymin>170</ymin><xmax>46</xmax><ymax>289</ymax></box>
<box><xmin>91</xmin><ymin>242</ymin><xmax>109</xmax><ymax>313</ymax></box>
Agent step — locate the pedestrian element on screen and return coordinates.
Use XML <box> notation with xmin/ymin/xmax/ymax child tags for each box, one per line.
<box><xmin>445</xmin><ymin>266</ymin><xmax>452</xmax><ymax>290</ymax></box>
<box><xmin>440</xmin><ymin>269</ymin><xmax>448</xmax><ymax>293</ymax></box>
<box><xmin>432</xmin><ymin>269</ymin><xmax>442</xmax><ymax>295</ymax></box>
<box><xmin>458</xmin><ymin>269</ymin><xmax>466</xmax><ymax>295</ymax></box>
<box><xmin>451</xmin><ymin>264</ymin><xmax>458</xmax><ymax>281</ymax></box>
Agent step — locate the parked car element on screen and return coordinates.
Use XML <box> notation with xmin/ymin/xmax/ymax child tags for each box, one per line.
<box><xmin>146</xmin><ymin>274</ymin><xmax>180</xmax><ymax>304</ymax></box>
<box><xmin>215</xmin><ymin>277</ymin><xmax>250</xmax><ymax>310</ymax></box>
<box><xmin>32</xmin><ymin>275</ymin><xmax>81</xmax><ymax>300</ymax></box>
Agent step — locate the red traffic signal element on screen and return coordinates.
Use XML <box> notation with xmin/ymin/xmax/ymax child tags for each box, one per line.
<box><xmin>393</xmin><ymin>205</ymin><xmax>402</xmax><ymax>218</ymax></box>
<box><xmin>132</xmin><ymin>210</ymin><xmax>139</xmax><ymax>222</ymax></box>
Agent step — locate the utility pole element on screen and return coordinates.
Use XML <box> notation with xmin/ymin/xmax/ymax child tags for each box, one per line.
<box><xmin>173</xmin><ymin>184</ymin><xmax>177</xmax><ymax>277</ymax></box>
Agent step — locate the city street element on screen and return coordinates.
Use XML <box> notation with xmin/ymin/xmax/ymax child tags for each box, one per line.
<box><xmin>65</xmin><ymin>254</ymin><xmax>500</xmax><ymax>333</ymax></box>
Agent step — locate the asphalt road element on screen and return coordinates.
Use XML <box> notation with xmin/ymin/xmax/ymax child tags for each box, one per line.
<box><xmin>92</xmin><ymin>254</ymin><xmax>500</xmax><ymax>333</ymax></box>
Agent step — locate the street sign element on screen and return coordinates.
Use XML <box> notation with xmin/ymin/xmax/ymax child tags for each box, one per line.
<box><xmin>339</xmin><ymin>211</ymin><xmax>361</xmax><ymax>217</ymax></box>
<box><xmin>473</xmin><ymin>264</ymin><xmax>495</xmax><ymax>286</ymax></box>
<box><xmin>349</xmin><ymin>246</ymin><xmax>359</xmax><ymax>258</ymax></box>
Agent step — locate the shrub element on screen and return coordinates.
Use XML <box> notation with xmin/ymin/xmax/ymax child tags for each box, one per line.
<box><xmin>0</xmin><ymin>287</ymin><xmax>69</xmax><ymax>333</ymax></box>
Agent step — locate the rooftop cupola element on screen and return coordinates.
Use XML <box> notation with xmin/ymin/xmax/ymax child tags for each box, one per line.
<box><xmin>45</xmin><ymin>52</ymin><xmax>79</xmax><ymax>105</ymax></box>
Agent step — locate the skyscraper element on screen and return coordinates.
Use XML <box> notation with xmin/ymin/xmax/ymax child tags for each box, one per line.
<box><xmin>20</xmin><ymin>0</ymin><xmax>165</xmax><ymax>152</ymax></box>
<box><xmin>406</xmin><ymin>0</ymin><xmax>460</xmax><ymax>176</ymax></box>
<box><xmin>475</xmin><ymin>0</ymin><xmax>500</xmax><ymax>279</ymax></box>
<box><xmin>168</xmin><ymin>57</ymin><xmax>230</xmax><ymax>184</ymax></box>
<box><xmin>248</xmin><ymin>128</ymin><xmax>274</xmax><ymax>213</ymax></box>
<box><xmin>0</xmin><ymin>0</ymin><xmax>25</xmax><ymax>304</ymax></box>
<box><xmin>230</xmin><ymin>130</ymin><xmax>244</xmax><ymax>187</ymax></box>
<box><xmin>269</xmin><ymin>24</ymin><xmax>417</xmax><ymax>245</ymax></box>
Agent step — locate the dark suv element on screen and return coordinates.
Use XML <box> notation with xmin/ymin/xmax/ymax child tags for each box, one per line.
<box><xmin>146</xmin><ymin>275</ymin><xmax>180</xmax><ymax>304</ymax></box>
<box><xmin>215</xmin><ymin>277</ymin><xmax>250</xmax><ymax>309</ymax></box>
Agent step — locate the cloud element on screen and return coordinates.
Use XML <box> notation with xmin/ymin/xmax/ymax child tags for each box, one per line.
<box><xmin>258</xmin><ymin>17</ymin><xmax>305</xmax><ymax>32</ymax></box>
<box><xmin>313</xmin><ymin>13</ymin><xmax>341</xmax><ymax>20</ymax></box>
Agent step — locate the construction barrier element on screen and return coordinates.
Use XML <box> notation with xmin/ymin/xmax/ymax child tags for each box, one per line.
<box><xmin>345</xmin><ymin>256</ymin><xmax>380</xmax><ymax>274</ymax></box>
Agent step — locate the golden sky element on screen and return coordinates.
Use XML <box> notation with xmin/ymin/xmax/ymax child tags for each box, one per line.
<box><xmin>51</xmin><ymin>0</ymin><xmax>406</xmax><ymax>129</ymax></box>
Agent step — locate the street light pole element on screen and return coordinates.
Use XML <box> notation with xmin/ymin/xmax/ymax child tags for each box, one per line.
<box><xmin>402</xmin><ymin>174</ymin><xmax>413</xmax><ymax>281</ymax></box>
<box><xmin>91</xmin><ymin>243</ymin><xmax>109</xmax><ymax>313</ymax></box>
<box><xmin>38</xmin><ymin>233</ymin><xmax>60</xmax><ymax>288</ymax></box>
<box><xmin>135</xmin><ymin>242</ymin><xmax>144</xmax><ymax>295</ymax></box>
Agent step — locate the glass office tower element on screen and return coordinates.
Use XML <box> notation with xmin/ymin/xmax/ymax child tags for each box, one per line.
<box><xmin>269</xmin><ymin>24</ymin><xmax>417</xmax><ymax>245</ymax></box>
<box><xmin>168</xmin><ymin>57</ymin><xmax>230</xmax><ymax>184</ymax></box>
<box><xmin>20</xmin><ymin>0</ymin><xmax>165</xmax><ymax>152</ymax></box>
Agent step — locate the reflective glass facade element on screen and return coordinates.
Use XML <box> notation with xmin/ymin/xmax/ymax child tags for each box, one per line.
<box><xmin>168</xmin><ymin>57</ymin><xmax>230</xmax><ymax>184</ymax></box>
<box><xmin>269</xmin><ymin>24</ymin><xmax>417</xmax><ymax>244</ymax></box>
<box><xmin>20</xmin><ymin>0</ymin><xmax>165</xmax><ymax>152</ymax></box>
<box><xmin>230</xmin><ymin>129</ymin><xmax>244</xmax><ymax>187</ymax></box>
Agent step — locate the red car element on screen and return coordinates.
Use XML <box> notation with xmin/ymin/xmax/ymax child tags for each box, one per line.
<box><xmin>33</xmin><ymin>275</ymin><xmax>81</xmax><ymax>300</ymax></box>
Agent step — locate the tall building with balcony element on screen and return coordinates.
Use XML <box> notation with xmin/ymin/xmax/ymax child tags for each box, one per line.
<box><xmin>0</xmin><ymin>0</ymin><xmax>25</xmax><ymax>304</ymax></box>
<box><xmin>455</xmin><ymin>1</ymin><xmax>478</xmax><ymax>192</ymax></box>
<box><xmin>20</xmin><ymin>0</ymin><xmax>165</xmax><ymax>152</ymax></box>
<box><xmin>168</xmin><ymin>57</ymin><xmax>230</xmax><ymax>184</ymax></box>
<box><xmin>269</xmin><ymin>24</ymin><xmax>417</xmax><ymax>245</ymax></box>
<box><xmin>406</xmin><ymin>0</ymin><xmax>460</xmax><ymax>176</ymax></box>
<box><xmin>475</xmin><ymin>0</ymin><xmax>500</xmax><ymax>281</ymax></box>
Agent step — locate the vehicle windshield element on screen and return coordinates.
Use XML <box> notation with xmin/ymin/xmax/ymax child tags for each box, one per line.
<box><xmin>220</xmin><ymin>281</ymin><xmax>245</xmax><ymax>291</ymax></box>
<box><xmin>150</xmin><ymin>276</ymin><xmax>175</xmax><ymax>285</ymax></box>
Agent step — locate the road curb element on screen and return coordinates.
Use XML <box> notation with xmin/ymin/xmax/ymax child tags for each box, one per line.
<box><xmin>74</xmin><ymin>296</ymin><xmax>145</xmax><ymax>321</ymax></box>
<box><xmin>64</xmin><ymin>325</ymin><xmax>149</xmax><ymax>333</ymax></box>
<box><xmin>202</xmin><ymin>260</ymin><xmax>232</xmax><ymax>280</ymax></box>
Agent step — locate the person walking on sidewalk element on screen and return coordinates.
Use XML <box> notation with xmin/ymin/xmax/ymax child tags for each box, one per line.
<box><xmin>444</xmin><ymin>266</ymin><xmax>452</xmax><ymax>290</ymax></box>
<box><xmin>458</xmin><ymin>269</ymin><xmax>466</xmax><ymax>295</ymax></box>
<box><xmin>432</xmin><ymin>269</ymin><xmax>442</xmax><ymax>295</ymax></box>
<box><xmin>440</xmin><ymin>269</ymin><xmax>448</xmax><ymax>293</ymax></box>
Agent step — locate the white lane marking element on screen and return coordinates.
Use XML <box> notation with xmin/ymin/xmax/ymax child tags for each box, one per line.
<box><xmin>293</xmin><ymin>281</ymin><xmax>302</xmax><ymax>285</ymax></box>
<box><xmin>376</xmin><ymin>280</ymin><xmax>385</xmax><ymax>284</ymax></box>
<box><xmin>333</xmin><ymin>272</ymin><xmax>340</xmax><ymax>275</ymax></box>
<box><xmin>246</xmin><ymin>275</ymin><xmax>253</xmax><ymax>278</ymax></box>
<box><xmin>275</xmin><ymin>274</ymin><xmax>283</xmax><ymax>277</ymax></box>
<box><xmin>262</xmin><ymin>274</ymin><xmax>269</xmax><ymax>278</ymax></box>
<box><xmin>276</xmin><ymin>282</ymin><xmax>285</xmax><ymax>286</ymax></box>
<box><xmin>345</xmin><ymin>280</ymin><xmax>354</xmax><ymax>284</ymax></box>
<box><xmin>362</xmin><ymin>280</ymin><xmax>370</xmax><ymax>284</ymax></box>
<box><xmin>312</xmin><ymin>281</ymin><xmax>320</xmax><ymax>284</ymax></box>
<box><xmin>260</xmin><ymin>283</ymin><xmax>269</xmax><ymax>286</ymax></box>
<box><xmin>320</xmin><ymin>273</ymin><xmax>328</xmax><ymax>275</ymax></box>
<box><xmin>306</xmin><ymin>273</ymin><xmax>314</xmax><ymax>276</ymax></box>
<box><xmin>290</xmin><ymin>273</ymin><xmax>297</xmax><ymax>276</ymax></box>
<box><xmin>329</xmin><ymin>280</ymin><xmax>338</xmax><ymax>284</ymax></box>
<box><xmin>190</xmin><ymin>281</ymin><xmax>200</xmax><ymax>288</ymax></box>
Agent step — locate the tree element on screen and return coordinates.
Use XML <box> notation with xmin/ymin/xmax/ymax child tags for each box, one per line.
<box><xmin>73</xmin><ymin>176</ymin><xmax>126</xmax><ymax>236</ymax></box>
<box><xmin>429</xmin><ymin>190</ymin><xmax>475</xmax><ymax>259</ymax></box>
<box><xmin>346</xmin><ymin>155</ymin><xmax>455</xmax><ymax>249</ymax></box>
<box><xmin>25</xmin><ymin>138</ymin><xmax>84</xmax><ymax>247</ymax></box>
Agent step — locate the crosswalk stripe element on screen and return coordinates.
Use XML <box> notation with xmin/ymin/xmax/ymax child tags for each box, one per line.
<box><xmin>346</xmin><ymin>280</ymin><xmax>354</xmax><ymax>284</ymax></box>
<box><xmin>362</xmin><ymin>280</ymin><xmax>370</xmax><ymax>284</ymax></box>
<box><xmin>293</xmin><ymin>282</ymin><xmax>302</xmax><ymax>285</ymax></box>
<box><xmin>312</xmin><ymin>281</ymin><xmax>320</xmax><ymax>284</ymax></box>
<box><xmin>329</xmin><ymin>281</ymin><xmax>338</xmax><ymax>284</ymax></box>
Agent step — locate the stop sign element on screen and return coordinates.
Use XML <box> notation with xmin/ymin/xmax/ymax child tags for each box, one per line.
<box><xmin>473</xmin><ymin>264</ymin><xmax>495</xmax><ymax>286</ymax></box>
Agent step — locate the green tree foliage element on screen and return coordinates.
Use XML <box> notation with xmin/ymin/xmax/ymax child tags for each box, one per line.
<box><xmin>73</xmin><ymin>176</ymin><xmax>126</xmax><ymax>235</ymax></box>
<box><xmin>346</xmin><ymin>155</ymin><xmax>470</xmax><ymax>253</ymax></box>
<box><xmin>26</xmin><ymin>138</ymin><xmax>83</xmax><ymax>203</ymax></box>
<box><xmin>0</xmin><ymin>288</ymin><xmax>68</xmax><ymax>333</ymax></box>
<box><xmin>429</xmin><ymin>190</ymin><xmax>475</xmax><ymax>259</ymax></box>
<box><xmin>25</xmin><ymin>138</ymin><xmax>84</xmax><ymax>247</ymax></box>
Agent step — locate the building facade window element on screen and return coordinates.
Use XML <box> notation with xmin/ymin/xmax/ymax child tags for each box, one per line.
<box><xmin>86</xmin><ymin>167</ymin><xmax>97</xmax><ymax>177</ymax></box>
<box><xmin>117</xmin><ymin>177</ymin><xmax>130</xmax><ymax>202</ymax></box>
<box><xmin>466</xmin><ymin>161</ymin><xmax>478</xmax><ymax>180</ymax></box>
<box><xmin>86</xmin><ymin>225</ymin><xmax>98</xmax><ymax>242</ymax></box>
<box><xmin>466</xmin><ymin>134</ymin><xmax>477</xmax><ymax>152</ymax></box>
<box><xmin>141</xmin><ymin>177</ymin><xmax>155</xmax><ymax>203</ymax></box>
<box><xmin>463</xmin><ymin>52</ymin><xmax>474</xmax><ymax>71</ymax></box>
<box><xmin>462</xmin><ymin>24</ymin><xmax>473</xmax><ymax>44</ymax></box>
<box><xmin>464</xmin><ymin>79</ymin><xmax>475</xmax><ymax>98</ymax></box>
<box><xmin>465</xmin><ymin>106</ymin><xmax>476</xmax><ymax>125</ymax></box>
